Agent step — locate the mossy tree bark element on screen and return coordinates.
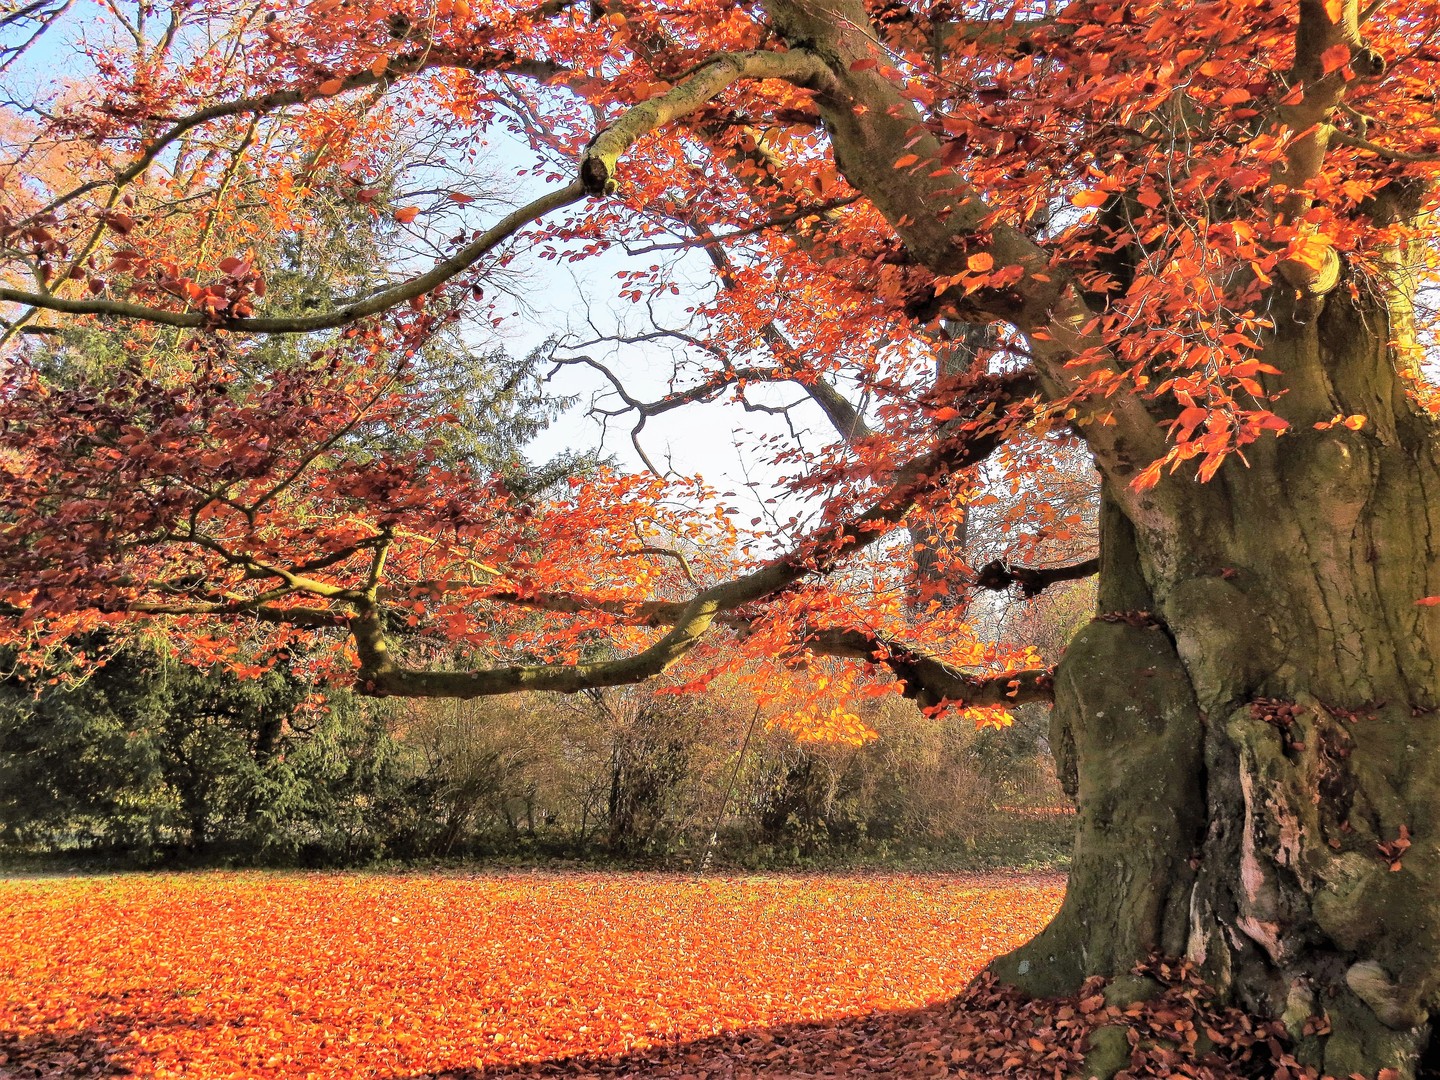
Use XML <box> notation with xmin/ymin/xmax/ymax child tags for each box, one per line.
<box><xmin>991</xmin><ymin>295</ymin><xmax>1440</xmax><ymax>1079</ymax></box>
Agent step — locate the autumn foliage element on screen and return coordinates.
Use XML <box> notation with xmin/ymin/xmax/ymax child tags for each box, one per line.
<box><xmin>0</xmin><ymin>0</ymin><xmax>1437</xmax><ymax>713</ymax></box>
<box><xmin>1</xmin><ymin>872</ymin><xmax>1350</xmax><ymax>1080</ymax></box>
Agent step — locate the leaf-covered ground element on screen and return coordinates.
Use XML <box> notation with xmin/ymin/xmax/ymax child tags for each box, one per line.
<box><xmin>0</xmin><ymin>872</ymin><xmax>1315</xmax><ymax>1079</ymax></box>
<box><xmin>0</xmin><ymin>871</ymin><xmax>1061</xmax><ymax>1078</ymax></box>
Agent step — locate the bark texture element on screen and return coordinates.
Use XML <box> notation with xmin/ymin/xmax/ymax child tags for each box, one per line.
<box><xmin>993</xmin><ymin>296</ymin><xmax>1440</xmax><ymax>1079</ymax></box>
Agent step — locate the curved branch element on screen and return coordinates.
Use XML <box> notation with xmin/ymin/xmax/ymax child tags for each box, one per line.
<box><xmin>352</xmin><ymin>585</ymin><xmax>727</xmax><ymax>697</ymax></box>
<box><xmin>0</xmin><ymin>183</ymin><xmax>584</xmax><ymax>332</ymax></box>
<box><xmin>1331</xmin><ymin>128</ymin><xmax>1440</xmax><ymax>164</ymax></box>
<box><xmin>752</xmin><ymin>0</ymin><xmax>1194</xmax><ymax>539</ymax></box>
<box><xmin>806</xmin><ymin>625</ymin><xmax>1054</xmax><ymax>711</ymax></box>
<box><xmin>352</xmin><ymin>370</ymin><xmax>1038</xmax><ymax>698</ymax></box>
<box><xmin>561</xmin><ymin>351</ymin><xmax>862</xmax><ymax>434</ymax></box>
<box><xmin>579</xmin><ymin>48</ymin><xmax>833</xmax><ymax>195</ymax></box>
<box><xmin>683</xmin><ymin>219</ymin><xmax>874</xmax><ymax>440</ymax></box>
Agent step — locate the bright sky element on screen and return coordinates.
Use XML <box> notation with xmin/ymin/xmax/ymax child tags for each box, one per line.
<box><xmin>459</xmin><ymin>135</ymin><xmax>849</xmax><ymax>525</ymax></box>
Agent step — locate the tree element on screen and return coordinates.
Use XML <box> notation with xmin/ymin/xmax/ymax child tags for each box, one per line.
<box><xmin>3</xmin><ymin>0</ymin><xmax>1440</xmax><ymax>1074</ymax></box>
<box><xmin>0</xmin><ymin>636</ymin><xmax>420</xmax><ymax>861</ymax></box>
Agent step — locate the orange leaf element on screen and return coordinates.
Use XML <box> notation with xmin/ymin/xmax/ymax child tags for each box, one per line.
<box><xmin>966</xmin><ymin>252</ymin><xmax>994</xmax><ymax>273</ymax></box>
<box><xmin>393</xmin><ymin>206</ymin><xmax>421</xmax><ymax>224</ymax></box>
<box><xmin>1320</xmin><ymin>43</ymin><xmax>1351</xmax><ymax>75</ymax></box>
<box><xmin>1288</xmin><ymin>234</ymin><xmax>1333</xmax><ymax>272</ymax></box>
<box><xmin>1133</xmin><ymin>459</ymin><xmax>1164</xmax><ymax>490</ymax></box>
<box><xmin>316</xmin><ymin>78</ymin><xmax>345</xmax><ymax>95</ymax></box>
<box><xmin>1071</xmin><ymin>190</ymin><xmax>1108</xmax><ymax>208</ymax></box>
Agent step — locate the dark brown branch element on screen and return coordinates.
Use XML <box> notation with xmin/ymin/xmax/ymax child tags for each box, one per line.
<box><xmin>973</xmin><ymin>556</ymin><xmax>1100</xmax><ymax>598</ymax></box>
<box><xmin>125</xmin><ymin>601</ymin><xmax>348</xmax><ymax>628</ymax></box>
<box><xmin>1331</xmin><ymin>129</ymin><xmax>1440</xmax><ymax>164</ymax></box>
<box><xmin>399</xmin><ymin>579</ymin><xmax>1056</xmax><ymax>712</ymax></box>
<box><xmin>806</xmin><ymin>625</ymin><xmax>1053</xmax><ymax>711</ymax></box>
<box><xmin>0</xmin><ymin>597</ymin><xmax>346</xmax><ymax>628</ymax></box>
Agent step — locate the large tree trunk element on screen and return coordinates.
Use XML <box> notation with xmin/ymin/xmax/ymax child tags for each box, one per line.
<box><xmin>992</xmin><ymin>296</ymin><xmax>1440</xmax><ymax>1078</ymax></box>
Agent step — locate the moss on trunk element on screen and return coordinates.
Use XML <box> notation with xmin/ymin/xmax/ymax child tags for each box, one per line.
<box><xmin>991</xmin><ymin>298</ymin><xmax>1440</xmax><ymax>1078</ymax></box>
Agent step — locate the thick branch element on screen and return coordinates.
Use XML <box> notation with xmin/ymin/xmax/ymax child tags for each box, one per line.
<box><xmin>381</xmin><ymin>584</ymin><xmax>1056</xmax><ymax>712</ymax></box>
<box><xmin>1331</xmin><ymin>129</ymin><xmax>1440</xmax><ymax>164</ymax></box>
<box><xmin>351</xmin><ymin>586</ymin><xmax>727</xmax><ymax>697</ymax></box>
<box><xmin>1</xmin><ymin>597</ymin><xmax>346</xmax><ymax>628</ymax></box>
<box><xmin>1272</xmin><ymin>0</ymin><xmax>1377</xmax><ymax>292</ymax></box>
<box><xmin>973</xmin><ymin>556</ymin><xmax>1100</xmax><ymax>598</ymax></box>
<box><xmin>580</xmin><ymin>48</ymin><xmax>833</xmax><ymax>195</ymax></box>
<box><xmin>809</xmin><ymin>625</ymin><xmax>1053</xmax><ymax>711</ymax></box>
<box><xmin>757</xmin><ymin>0</ymin><xmax>1171</xmax><ymax>524</ymax></box>
<box><xmin>126</xmin><ymin>601</ymin><xmax>347</xmax><ymax>628</ymax></box>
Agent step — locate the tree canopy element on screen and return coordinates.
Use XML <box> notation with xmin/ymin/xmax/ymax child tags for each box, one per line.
<box><xmin>1</xmin><ymin>0</ymin><xmax>1432</xmax><ymax>708</ymax></box>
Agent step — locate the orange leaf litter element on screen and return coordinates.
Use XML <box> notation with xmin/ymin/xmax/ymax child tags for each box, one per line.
<box><xmin>0</xmin><ymin>871</ymin><xmax>1062</xmax><ymax>1079</ymax></box>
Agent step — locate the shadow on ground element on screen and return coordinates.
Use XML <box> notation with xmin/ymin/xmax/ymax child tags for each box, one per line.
<box><xmin>1</xmin><ymin>970</ymin><xmax>1303</xmax><ymax>1079</ymax></box>
<box><xmin>0</xmin><ymin>1027</ymin><xmax>131</xmax><ymax>1077</ymax></box>
<box><xmin>417</xmin><ymin>982</ymin><xmax>1089</xmax><ymax>1080</ymax></box>
<box><xmin>0</xmin><ymin>989</ymin><xmax>230</xmax><ymax>1078</ymax></box>
<box><xmin>0</xmin><ymin>983</ymin><xmax>1084</xmax><ymax>1080</ymax></box>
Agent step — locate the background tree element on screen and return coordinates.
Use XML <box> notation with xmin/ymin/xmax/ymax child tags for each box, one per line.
<box><xmin>3</xmin><ymin>0</ymin><xmax>1440</xmax><ymax>1075</ymax></box>
<box><xmin>0</xmin><ymin>636</ymin><xmax>422</xmax><ymax>861</ymax></box>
